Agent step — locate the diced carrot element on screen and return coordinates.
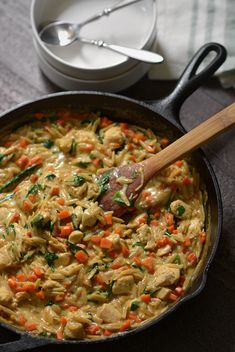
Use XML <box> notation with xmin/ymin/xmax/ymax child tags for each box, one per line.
<box><xmin>183</xmin><ymin>237</ymin><xmax>191</xmax><ymax>247</ymax></box>
<box><xmin>133</xmin><ymin>132</ymin><xmax>146</xmax><ymax>143</ymax></box>
<box><xmin>9</xmin><ymin>212</ymin><xmax>20</xmax><ymax>224</ymax></box>
<box><xmin>16</xmin><ymin>155</ymin><xmax>29</xmax><ymax>169</ymax></box>
<box><xmin>127</xmin><ymin>143</ymin><xmax>133</xmax><ymax>150</ymax></box>
<box><xmin>119</xmin><ymin>319</ymin><xmax>131</xmax><ymax>332</ymax></box>
<box><xmin>91</xmin><ymin>158</ymin><xmax>101</xmax><ymax>167</ymax></box>
<box><xmin>19</xmin><ymin>138</ymin><xmax>29</xmax><ymax>148</ymax></box>
<box><xmin>18</xmin><ymin>315</ymin><xmax>27</xmax><ymax>326</ymax></box>
<box><xmin>51</xmin><ymin>186</ymin><xmax>60</xmax><ymax>196</ymax></box>
<box><xmin>103</xmin><ymin>229</ymin><xmax>111</xmax><ymax>237</ymax></box>
<box><xmin>23</xmin><ymin>200</ymin><xmax>33</xmax><ymax>212</ymax></box>
<box><xmin>138</xmin><ymin>217</ymin><xmax>146</xmax><ymax>225</ymax></box>
<box><xmin>127</xmin><ymin>312</ymin><xmax>141</xmax><ymax>323</ymax></box>
<box><xmin>129</xmin><ymin>154</ymin><xmax>136</xmax><ymax>162</ymax></box>
<box><xmin>85</xmin><ymin>324</ymin><xmax>100</xmax><ymax>335</ymax></box>
<box><xmin>56</xmin><ymin>330</ymin><xmax>64</xmax><ymax>340</ymax></box>
<box><xmin>114</xmin><ymin>227</ymin><xmax>122</xmax><ymax>235</ymax></box>
<box><xmin>28</xmin><ymin>273</ymin><xmax>37</xmax><ymax>282</ymax></box>
<box><xmin>199</xmin><ymin>231</ymin><xmax>206</xmax><ymax>244</ymax></box>
<box><xmin>168</xmin><ymin>292</ymin><xmax>178</xmax><ymax>301</ymax></box>
<box><xmin>153</xmin><ymin>210</ymin><xmax>161</xmax><ymax>219</ymax></box>
<box><xmin>36</xmin><ymin>290</ymin><xmax>45</xmax><ymax>300</ymax></box>
<box><xmin>60</xmin><ymin>223</ymin><xmax>73</xmax><ymax>237</ymax></box>
<box><xmin>27</xmin><ymin>231</ymin><xmax>32</xmax><ymax>238</ymax></box>
<box><xmin>15</xmin><ymin>283</ymin><xmax>36</xmax><ymax>293</ymax></box>
<box><xmin>28</xmin><ymin>156</ymin><xmax>43</xmax><ymax>166</ymax></box>
<box><xmin>75</xmin><ymin>250</ymin><xmax>88</xmax><ymax>264</ymax></box>
<box><xmin>168</xmin><ymin>224</ymin><xmax>175</xmax><ymax>233</ymax></box>
<box><xmin>141</xmin><ymin>191</ymin><xmax>151</xmax><ymax>199</ymax></box>
<box><xmin>111</xmin><ymin>262</ymin><xmax>123</xmax><ymax>269</ymax></box>
<box><xmin>121</xmin><ymin>244</ymin><xmax>129</xmax><ymax>258</ymax></box>
<box><xmin>120</xmin><ymin>122</ymin><xmax>129</xmax><ymax>131</ymax></box>
<box><xmin>141</xmin><ymin>294</ymin><xmax>151</xmax><ymax>303</ymax></box>
<box><xmin>148</xmin><ymin>252</ymin><xmax>156</xmax><ymax>258</ymax></box>
<box><xmin>157</xmin><ymin>237</ymin><xmax>171</xmax><ymax>247</ymax></box>
<box><xmin>143</xmin><ymin>258</ymin><xmax>155</xmax><ymax>273</ymax></box>
<box><xmin>104</xmin><ymin>213</ymin><xmax>113</xmax><ymax>225</ymax></box>
<box><xmin>8</xmin><ymin>277</ymin><xmax>17</xmax><ymax>289</ymax></box>
<box><xmin>95</xmin><ymin>274</ymin><xmax>106</xmax><ymax>286</ymax></box>
<box><xmin>16</xmin><ymin>273</ymin><xmax>26</xmax><ymax>282</ymax></box>
<box><xmin>33</xmin><ymin>267</ymin><xmax>44</xmax><ymax>278</ymax></box>
<box><xmin>30</xmin><ymin>174</ymin><xmax>38</xmax><ymax>183</ymax></box>
<box><xmin>90</xmin><ymin>236</ymin><xmax>101</xmax><ymax>245</ymax></box>
<box><xmin>103</xmin><ymin>329</ymin><xmax>112</xmax><ymax>336</ymax></box>
<box><xmin>100</xmin><ymin>117</ymin><xmax>112</xmax><ymax>128</ymax></box>
<box><xmin>25</xmin><ymin>322</ymin><xmax>38</xmax><ymax>331</ymax></box>
<box><xmin>58</xmin><ymin>209</ymin><xmax>70</xmax><ymax>220</ymax></box>
<box><xmin>132</xmin><ymin>256</ymin><xmax>142</xmax><ymax>267</ymax></box>
<box><xmin>57</xmin><ymin>197</ymin><xmax>65</xmax><ymax>205</ymax></box>
<box><xmin>28</xmin><ymin>194</ymin><xmax>36</xmax><ymax>203</ymax></box>
<box><xmin>100</xmin><ymin>237</ymin><xmax>112</xmax><ymax>249</ymax></box>
<box><xmin>60</xmin><ymin>316</ymin><xmax>67</xmax><ymax>326</ymax></box>
<box><xmin>175</xmin><ymin>160</ymin><xmax>183</xmax><ymax>167</ymax></box>
<box><xmin>173</xmin><ymin>229</ymin><xmax>178</xmax><ymax>234</ymax></box>
<box><xmin>182</xmin><ymin>176</ymin><xmax>192</xmax><ymax>186</ymax></box>
<box><xmin>165</xmin><ymin>212</ymin><xmax>174</xmax><ymax>225</ymax></box>
<box><xmin>150</xmin><ymin>219</ymin><xmax>158</xmax><ymax>226</ymax></box>
<box><xmin>68</xmin><ymin>305</ymin><xmax>78</xmax><ymax>312</ymax></box>
<box><xmin>34</xmin><ymin>112</ymin><xmax>44</xmax><ymax>119</ymax></box>
<box><xmin>79</xmin><ymin>144</ymin><xmax>95</xmax><ymax>152</ymax></box>
<box><xmin>108</xmin><ymin>250</ymin><xmax>118</xmax><ymax>259</ymax></box>
<box><xmin>160</xmin><ymin>138</ymin><xmax>169</xmax><ymax>146</ymax></box>
<box><xmin>187</xmin><ymin>252</ymin><xmax>197</xmax><ymax>264</ymax></box>
<box><xmin>174</xmin><ymin>286</ymin><xmax>184</xmax><ymax>296</ymax></box>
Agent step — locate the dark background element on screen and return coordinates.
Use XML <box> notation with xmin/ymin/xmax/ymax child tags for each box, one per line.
<box><xmin>0</xmin><ymin>1</ymin><xmax>235</xmax><ymax>351</ymax></box>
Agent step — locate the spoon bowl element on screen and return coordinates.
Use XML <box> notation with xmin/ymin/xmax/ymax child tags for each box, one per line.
<box><xmin>40</xmin><ymin>22</ymin><xmax>79</xmax><ymax>46</ymax></box>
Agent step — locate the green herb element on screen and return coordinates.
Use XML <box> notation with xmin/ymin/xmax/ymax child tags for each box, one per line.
<box><xmin>26</xmin><ymin>183</ymin><xmax>42</xmax><ymax>197</ymax></box>
<box><xmin>130</xmin><ymin>300</ymin><xmax>140</xmax><ymax>311</ymax></box>
<box><xmin>0</xmin><ymin>164</ymin><xmax>39</xmax><ymax>193</ymax></box>
<box><xmin>66</xmin><ymin>241</ymin><xmax>87</xmax><ymax>255</ymax></box>
<box><xmin>39</xmin><ymin>332</ymin><xmax>50</xmax><ymax>337</ymax></box>
<box><xmin>91</xmin><ymin>263</ymin><xmax>100</xmax><ymax>274</ymax></box>
<box><xmin>69</xmin><ymin>138</ymin><xmax>77</xmax><ymax>155</ymax></box>
<box><xmin>44</xmin><ymin>300</ymin><xmax>54</xmax><ymax>306</ymax></box>
<box><xmin>106</xmin><ymin>280</ymin><xmax>115</xmax><ymax>297</ymax></box>
<box><xmin>131</xmin><ymin>263</ymin><xmax>145</xmax><ymax>272</ymax></box>
<box><xmin>6</xmin><ymin>224</ymin><xmax>16</xmax><ymax>238</ymax></box>
<box><xmin>31</xmin><ymin>214</ymin><xmax>44</xmax><ymax>229</ymax></box>
<box><xmin>133</xmin><ymin>242</ymin><xmax>145</xmax><ymax>249</ymax></box>
<box><xmin>71</xmin><ymin>213</ymin><xmax>79</xmax><ymax>230</ymax></box>
<box><xmin>73</xmin><ymin>175</ymin><xmax>85</xmax><ymax>186</ymax></box>
<box><xmin>175</xmin><ymin>254</ymin><xmax>181</xmax><ymax>264</ymax></box>
<box><xmin>164</xmin><ymin>230</ymin><xmax>172</xmax><ymax>237</ymax></box>
<box><xmin>0</xmin><ymin>153</ymin><xmax>5</xmax><ymax>164</ymax></box>
<box><xmin>78</xmin><ymin>162</ymin><xmax>89</xmax><ymax>168</ymax></box>
<box><xmin>97</xmin><ymin>171</ymin><xmax>112</xmax><ymax>195</ymax></box>
<box><xmin>143</xmin><ymin>288</ymin><xmax>156</xmax><ymax>296</ymax></box>
<box><xmin>176</xmin><ymin>205</ymin><xmax>185</xmax><ymax>216</ymax></box>
<box><xmin>45</xmin><ymin>173</ymin><xmax>56</xmax><ymax>181</ymax></box>
<box><xmin>43</xmin><ymin>139</ymin><xmax>54</xmax><ymax>149</ymax></box>
<box><xmin>44</xmin><ymin>252</ymin><xmax>58</xmax><ymax>267</ymax></box>
<box><xmin>0</xmin><ymin>193</ymin><xmax>15</xmax><ymax>205</ymax></box>
<box><xmin>112</xmin><ymin>191</ymin><xmax>127</xmax><ymax>206</ymax></box>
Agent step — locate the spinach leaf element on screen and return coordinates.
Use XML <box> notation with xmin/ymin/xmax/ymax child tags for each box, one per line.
<box><xmin>112</xmin><ymin>191</ymin><xmax>127</xmax><ymax>206</ymax></box>
<box><xmin>0</xmin><ymin>164</ymin><xmax>39</xmax><ymax>193</ymax></box>
<box><xmin>30</xmin><ymin>214</ymin><xmax>45</xmax><ymax>229</ymax></box>
<box><xmin>43</xmin><ymin>139</ymin><xmax>54</xmax><ymax>149</ymax></box>
<box><xmin>26</xmin><ymin>183</ymin><xmax>42</xmax><ymax>197</ymax></box>
<box><xmin>44</xmin><ymin>252</ymin><xmax>58</xmax><ymax>267</ymax></box>
<box><xmin>45</xmin><ymin>173</ymin><xmax>56</xmax><ymax>181</ymax></box>
<box><xmin>97</xmin><ymin>171</ymin><xmax>112</xmax><ymax>195</ymax></box>
<box><xmin>176</xmin><ymin>205</ymin><xmax>185</xmax><ymax>216</ymax></box>
<box><xmin>69</xmin><ymin>138</ymin><xmax>77</xmax><ymax>155</ymax></box>
<box><xmin>0</xmin><ymin>193</ymin><xmax>15</xmax><ymax>205</ymax></box>
<box><xmin>73</xmin><ymin>175</ymin><xmax>85</xmax><ymax>186</ymax></box>
<box><xmin>130</xmin><ymin>300</ymin><xmax>140</xmax><ymax>311</ymax></box>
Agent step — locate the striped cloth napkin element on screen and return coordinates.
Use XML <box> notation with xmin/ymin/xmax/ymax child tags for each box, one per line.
<box><xmin>148</xmin><ymin>0</ymin><xmax>235</xmax><ymax>88</ymax></box>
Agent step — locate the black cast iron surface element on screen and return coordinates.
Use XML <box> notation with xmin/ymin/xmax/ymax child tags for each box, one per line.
<box><xmin>0</xmin><ymin>1</ymin><xmax>235</xmax><ymax>352</ymax></box>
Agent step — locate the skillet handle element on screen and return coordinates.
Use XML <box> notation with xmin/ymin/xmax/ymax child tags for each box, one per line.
<box><xmin>0</xmin><ymin>333</ymin><xmax>51</xmax><ymax>352</ymax></box>
<box><xmin>152</xmin><ymin>42</ymin><xmax>227</xmax><ymax>126</ymax></box>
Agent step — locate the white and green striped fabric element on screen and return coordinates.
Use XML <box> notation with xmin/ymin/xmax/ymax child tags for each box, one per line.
<box><xmin>148</xmin><ymin>0</ymin><xmax>235</xmax><ymax>88</ymax></box>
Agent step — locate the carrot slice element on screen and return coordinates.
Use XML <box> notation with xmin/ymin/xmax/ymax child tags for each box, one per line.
<box><xmin>75</xmin><ymin>250</ymin><xmax>88</xmax><ymax>263</ymax></box>
<box><xmin>58</xmin><ymin>209</ymin><xmax>70</xmax><ymax>220</ymax></box>
<box><xmin>100</xmin><ymin>238</ymin><xmax>112</xmax><ymax>249</ymax></box>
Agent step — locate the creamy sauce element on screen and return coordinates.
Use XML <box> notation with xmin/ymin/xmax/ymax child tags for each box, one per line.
<box><xmin>0</xmin><ymin>111</ymin><xmax>207</xmax><ymax>340</ymax></box>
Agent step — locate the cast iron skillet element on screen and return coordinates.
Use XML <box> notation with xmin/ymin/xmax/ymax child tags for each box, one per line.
<box><xmin>1</xmin><ymin>42</ymin><xmax>226</xmax><ymax>352</ymax></box>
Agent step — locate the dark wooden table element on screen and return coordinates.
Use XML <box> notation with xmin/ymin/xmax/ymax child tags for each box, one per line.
<box><xmin>0</xmin><ymin>1</ymin><xmax>235</xmax><ymax>352</ymax></box>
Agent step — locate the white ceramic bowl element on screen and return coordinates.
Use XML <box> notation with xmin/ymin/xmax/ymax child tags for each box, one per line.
<box><xmin>31</xmin><ymin>0</ymin><xmax>157</xmax><ymax>81</ymax></box>
<box><xmin>34</xmin><ymin>38</ymin><xmax>153</xmax><ymax>92</ymax></box>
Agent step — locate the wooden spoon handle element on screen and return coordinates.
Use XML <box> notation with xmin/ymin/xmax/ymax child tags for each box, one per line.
<box><xmin>142</xmin><ymin>102</ymin><xmax>235</xmax><ymax>180</ymax></box>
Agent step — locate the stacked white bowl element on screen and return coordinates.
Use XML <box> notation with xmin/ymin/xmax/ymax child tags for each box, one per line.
<box><xmin>31</xmin><ymin>0</ymin><xmax>157</xmax><ymax>92</ymax></box>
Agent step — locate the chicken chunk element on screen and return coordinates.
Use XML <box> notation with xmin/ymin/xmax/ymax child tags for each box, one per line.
<box><xmin>64</xmin><ymin>321</ymin><xmax>85</xmax><ymax>339</ymax></box>
<box><xmin>97</xmin><ymin>303</ymin><xmax>122</xmax><ymax>323</ymax></box>
<box><xmin>112</xmin><ymin>275</ymin><xmax>134</xmax><ymax>295</ymax></box>
<box><xmin>0</xmin><ymin>286</ymin><xmax>13</xmax><ymax>305</ymax></box>
<box><xmin>147</xmin><ymin>265</ymin><xmax>180</xmax><ymax>291</ymax></box>
<box><xmin>170</xmin><ymin>200</ymin><xmax>192</xmax><ymax>219</ymax></box>
<box><xmin>103</xmin><ymin>126</ymin><xmax>124</xmax><ymax>147</ymax></box>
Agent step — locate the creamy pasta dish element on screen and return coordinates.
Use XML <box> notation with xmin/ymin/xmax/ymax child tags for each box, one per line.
<box><xmin>0</xmin><ymin>110</ymin><xmax>207</xmax><ymax>340</ymax></box>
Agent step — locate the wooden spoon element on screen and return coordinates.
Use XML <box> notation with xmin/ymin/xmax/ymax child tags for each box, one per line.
<box><xmin>98</xmin><ymin>102</ymin><xmax>235</xmax><ymax>216</ymax></box>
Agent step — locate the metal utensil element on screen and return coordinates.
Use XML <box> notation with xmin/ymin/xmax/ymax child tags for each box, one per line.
<box><xmin>39</xmin><ymin>0</ymin><xmax>142</xmax><ymax>46</ymax></box>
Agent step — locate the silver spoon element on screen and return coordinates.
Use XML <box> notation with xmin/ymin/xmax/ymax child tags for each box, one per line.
<box><xmin>39</xmin><ymin>0</ymin><xmax>143</xmax><ymax>46</ymax></box>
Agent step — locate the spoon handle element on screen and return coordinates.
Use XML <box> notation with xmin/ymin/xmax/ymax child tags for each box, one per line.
<box><xmin>80</xmin><ymin>0</ymin><xmax>142</xmax><ymax>27</ymax></box>
<box><xmin>79</xmin><ymin>38</ymin><xmax>163</xmax><ymax>64</ymax></box>
<box><xmin>142</xmin><ymin>102</ymin><xmax>235</xmax><ymax>180</ymax></box>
